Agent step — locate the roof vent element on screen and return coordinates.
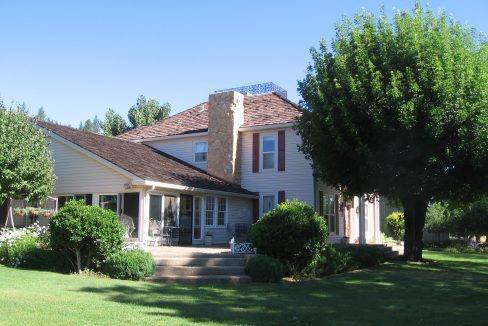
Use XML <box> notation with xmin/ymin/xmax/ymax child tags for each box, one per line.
<box><xmin>215</xmin><ymin>82</ymin><xmax>287</xmax><ymax>98</ymax></box>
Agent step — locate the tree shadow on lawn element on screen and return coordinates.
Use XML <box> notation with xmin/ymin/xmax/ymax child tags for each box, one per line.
<box><xmin>76</xmin><ymin>258</ymin><xmax>488</xmax><ymax>325</ymax></box>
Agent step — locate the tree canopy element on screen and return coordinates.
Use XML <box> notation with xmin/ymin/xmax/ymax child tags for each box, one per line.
<box><xmin>296</xmin><ymin>4</ymin><xmax>488</xmax><ymax>260</ymax></box>
<box><xmin>101</xmin><ymin>108</ymin><xmax>128</xmax><ymax>136</ymax></box>
<box><xmin>0</xmin><ymin>109</ymin><xmax>55</xmax><ymax>224</ymax></box>
<box><xmin>127</xmin><ymin>95</ymin><xmax>170</xmax><ymax>129</ymax></box>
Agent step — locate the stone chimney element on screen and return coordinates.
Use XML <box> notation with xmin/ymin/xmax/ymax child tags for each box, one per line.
<box><xmin>207</xmin><ymin>91</ymin><xmax>244</xmax><ymax>184</ymax></box>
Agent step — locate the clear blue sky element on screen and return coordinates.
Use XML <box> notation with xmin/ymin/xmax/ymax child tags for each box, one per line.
<box><xmin>1</xmin><ymin>0</ymin><xmax>486</xmax><ymax>126</ymax></box>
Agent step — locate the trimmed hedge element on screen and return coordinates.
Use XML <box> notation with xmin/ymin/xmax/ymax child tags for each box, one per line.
<box><xmin>50</xmin><ymin>200</ymin><xmax>125</xmax><ymax>273</ymax></box>
<box><xmin>385</xmin><ymin>212</ymin><xmax>404</xmax><ymax>241</ymax></box>
<box><xmin>18</xmin><ymin>247</ymin><xmax>70</xmax><ymax>272</ymax></box>
<box><xmin>250</xmin><ymin>200</ymin><xmax>328</xmax><ymax>273</ymax></box>
<box><xmin>245</xmin><ymin>255</ymin><xmax>284</xmax><ymax>283</ymax></box>
<box><xmin>102</xmin><ymin>249</ymin><xmax>156</xmax><ymax>280</ymax></box>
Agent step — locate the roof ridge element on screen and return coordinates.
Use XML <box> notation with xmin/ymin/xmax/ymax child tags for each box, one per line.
<box><xmin>118</xmin><ymin>101</ymin><xmax>208</xmax><ymax>139</ymax></box>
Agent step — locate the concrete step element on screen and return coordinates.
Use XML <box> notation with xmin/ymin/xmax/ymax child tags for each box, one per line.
<box><xmin>149</xmin><ymin>252</ymin><xmax>240</xmax><ymax>259</ymax></box>
<box><xmin>155</xmin><ymin>265</ymin><xmax>245</xmax><ymax>276</ymax></box>
<box><xmin>154</xmin><ymin>257</ymin><xmax>246</xmax><ymax>267</ymax></box>
<box><xmin>147</xmin><ymin>274</ymin><xmax>252</xmax><ymax>284</ymax></box>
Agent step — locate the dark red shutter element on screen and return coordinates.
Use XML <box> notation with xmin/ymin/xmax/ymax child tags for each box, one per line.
<box><xmin>334</xmin><ymin>194</ymin><xmax>340</xmax><ymax>234</ymax></box>
<box><xmin>252</xmin><ymin>133</ymin><xmax>260</xmax><ymax>173</ymax></box>
<box><xmin>278</xmin><ymin>191</ymin><xmax>286</xmax><ymax>204</ymax></box>
<box><xmin>252</xmin><ymin>198</ymin><xmax>259</xmax><ymax>223</ymax></box>
<box><xmin>278</xmin><ymin>130</ymin><xmax>285</xmax><ymax>171</ymax></box>
<box><xmin>319</xmin><ymin>191</ymin><xmax>324</xmax><ymax>216</ymax></box>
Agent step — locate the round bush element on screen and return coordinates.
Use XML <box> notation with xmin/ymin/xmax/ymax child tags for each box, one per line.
<box><xmin>302</xmin><ymin>245</ymin><xmax>353</xmax><ymax>278</ymax></box>
<box><xmin>385</xmin><ymin>212</ymin><xmax>404</xmax><ymax>241</ymax></box>
<box><xmin>50</xmin><ymin>200</ymin><xmax>124</xmax><ymax>273</ymax></box>
<box><xmin>245</xmin><ymin>255</ymin><xmax>284</xmax><ymax>283</ymax></box>
<box><xmin>250</xmin><ymin>200</ymin><xmax>328</xmax><ymax>273</ymax></box>
<box><xmin>102</xmin><ymin>249</ymin><xmax>155</xmax><ymax>280</ymax></box>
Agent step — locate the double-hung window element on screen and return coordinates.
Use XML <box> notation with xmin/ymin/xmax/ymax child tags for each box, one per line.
<box><xmin>194</xmin><ymin>141</ymin><xmax>208</xmax><ymax>163</ymax></box>
<box><xmin>204</xmin><ymin>196</ymin><xmax>227</xmax><ymax>227</ymax></box>
<box><xmin>262</xmin><ymin>135</ymin><xmax>276</xmax><ymax>170</ymax></box>
<box><xmin>262</xmin><ymin>195</ymin><xmax>276</xmax><ymax>215</ymax></box>
<box><xmin>322</xmin><ymin>194</ymin><xmax>337</xmax><ymax>235</ymax></box>
<box><xmin>217</xmin><ymin>198</ymin><xmax>226</xmax><ymax>226</ymax></box>
<box><xmin>205</xmin><ymin>196</ymin><xmax>215</xmax><ymax>226</ymax></box>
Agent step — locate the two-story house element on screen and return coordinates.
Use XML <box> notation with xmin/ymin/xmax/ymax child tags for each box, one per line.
<box><xmin>37</xmin><ymin>83</ymin><xmax>382</xmax><ymax>246</ymax></box>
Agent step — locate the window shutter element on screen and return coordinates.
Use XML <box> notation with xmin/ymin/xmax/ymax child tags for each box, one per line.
<box><xmin>278</xmin><ymin>191</ymin><xmax>285</xmax><ymax>204</ymax></box>
<box><xmin>334</xmin><ymin>194</ymin><xmax>340</xmax><ymax>234</ymax></box>
<box><xmin>319</xmin><ymin>191</ymin><xmax>324</xmax><ymax>216</ymax></box>
<box><xmin>252</xmin><ymin>133</ymin><xmax>260</xmax><ymax>173</ymax></box>
<box><xmin>278</xmin><ymin>130</ymin><xmax>285</xmax><ymax>171</ymax></box>
<box><xmin>252</xmin><ymin>198</ymin><xmax>259</xmax><ymax>223</ymax></box>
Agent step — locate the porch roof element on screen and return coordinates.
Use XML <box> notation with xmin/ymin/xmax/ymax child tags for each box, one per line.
<box><xmin>38</xmin><ymin>122</ymin><xmax>257</xmax><ymax>197</ymax></box>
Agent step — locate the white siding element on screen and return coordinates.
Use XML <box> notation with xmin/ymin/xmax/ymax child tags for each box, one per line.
<box><xmin>240</xmin><ymin>128</ymin><xmax>315</xmax><ymax>214</ymax></box>
<box><xmin>49</xmin><ymin>138</ymin><xmax>131</xmax><ymax>194</ymax></box>
<box><xmin>144</xmin><ymin>135</ymin><xmax>208</xmax><ymax>171</ymax></box>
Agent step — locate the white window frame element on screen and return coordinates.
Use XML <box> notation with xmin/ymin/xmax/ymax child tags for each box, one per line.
<box><xmin>322</xmin><ymin>194</ymin><xmax>338</xmax><ymax>236</ymax></box>
<box><xmin>260</xmin><ymin>134</ymin><xmax>277</xmax><ymax>171</ymax></box>
<box><xmin>194</xmin><ymin>141</ymin><xmax>208</xmax><ymax>163</ymax></box>
<box><xmin>203</xmin><ymin>196</ymin><xmax>228</xmax><ymax>228</ymax></box>
<box><xmin>261</xmin><ymin>193</ymin><xmax>277</xmax><ymax>216</ymax></box>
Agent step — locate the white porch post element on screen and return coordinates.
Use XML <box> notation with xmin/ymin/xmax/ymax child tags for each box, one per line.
<box><xmin>373</xmin><ymin>197</ymin><xmax>381</xmax><ymax>244</ymax></box>
<box><xmin>138</xmin><ymin>190</ymin><xmax>149</xmax><ymax>244</ymax></box>
<box><xmin>358</xmin><ymin>195</ymin><xmax>366</xmax><ymax>245</ymax></box>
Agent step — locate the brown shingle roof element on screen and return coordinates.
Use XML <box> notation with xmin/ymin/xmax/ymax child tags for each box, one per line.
<box><xmin>119</xmin><ymin>92</ymin><xmax>301</xmax><ymax>141</ymax></box>
<box><xmin>38</xmin><ymin>122</ymin><xmax>256</xmax><ymax>196</ymax></box>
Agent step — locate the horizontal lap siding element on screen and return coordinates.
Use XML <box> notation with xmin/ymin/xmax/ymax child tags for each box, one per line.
<box><xmin>144</xmin><ymin>136</ymin><xmax>208</xmax><ymax>171</ymax></box>
<box><xmin>241</xmin><ymin>128</ymin><xmax>315</xmax><ymax>209</ymax></box>
<box><xmin>49</xmin><ymin>138</ymin><xmax>131</xmax><ymax>194</ymax></box>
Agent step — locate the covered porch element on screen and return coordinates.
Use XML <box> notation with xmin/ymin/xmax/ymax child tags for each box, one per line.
<box><xmin>56</xmin><ymin>185</ymin><xmax>256</xmax><ymax>247</ymax></box>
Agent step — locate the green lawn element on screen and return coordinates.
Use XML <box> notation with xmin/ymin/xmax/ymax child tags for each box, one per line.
<box><xmin>1</xmin><ymin>250</ymin><xmax>487</xmax><ymax>325</ymax></box>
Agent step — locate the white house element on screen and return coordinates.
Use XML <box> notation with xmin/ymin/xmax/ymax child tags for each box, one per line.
<box><xmin>37</xmin><ymin>82</ymin><xmax>382</xmax><ymax>246</ymax></box>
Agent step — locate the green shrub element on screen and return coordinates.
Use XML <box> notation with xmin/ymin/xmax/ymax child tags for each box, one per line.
<box><xmin>250</xmin><ymin>200</ymin><xmax>328</xmax><ymax>273</ymax></box>
<box><xmin>50</xmin><ymin>200</ymin><xmax>124</xmax><ymax>273</ymax></box>
<box><xmin>336</xmin><ymin>245</ymin><xmax>387</xmax><ymax>269</ymax></box>
<box><xmin>102</xmin><ymin>249</ymin><xmax>155</xmax><ymax>280</ymax></box>
<box><xmin>0</xmin><ymin>234</ymin><xmax>37</xmax><ymax>267</ymax></box>
<box><xmin>385</xmin><ymin>212</ymin><xmax>404</xmax><ymax>241</ymax></box>
<box><xmin>302</xmin><ymin>245</ymin><xmax>353</xmax><ymax>278</ymax></box>
<box><xmin>245</xmin><ymin>255</ymin><xmax>284</xmax><ymax>283</ymax></box>
<box><xmin>18</xmin><ymin>248</ymin><xmax>70</xmax><ymax>272</ymax></box>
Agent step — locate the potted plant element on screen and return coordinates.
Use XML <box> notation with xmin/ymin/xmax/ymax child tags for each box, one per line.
<box><xmin>13</xmin><ymin>207</ymin><xmax>27</xmax><ymax>217</ymax></box>
<box><xmin>204</xmin><ymin>232</ymin><xmax>213</xmax><ymax>246</ymax></box>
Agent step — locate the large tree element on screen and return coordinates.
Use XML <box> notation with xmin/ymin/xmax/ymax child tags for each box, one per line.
<box><xmin>296</xmin><ymin>5</ymin><xmax>487</xmax><ymax>260</ymax></box>
<box><xmin>0</xmin><ymin>109</ymin><xmax>56</xmax><ymax>225</ymax></box>
<box><xmin>101</xmin><ymin>108</ymin><xmax>128</xmax><ymax>136</ymax></box>
<box><xmin>127</xmin><ymin>95</ymin><xmax>170</xmax><ymax>129</ymax></box>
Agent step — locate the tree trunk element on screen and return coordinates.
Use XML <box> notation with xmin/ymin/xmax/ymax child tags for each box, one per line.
<box><xmin>0</xmin><ymin>200</ymin><xmax>8</xmax><ymax>226</ymax></box>
<box><xmin>401</xmin><ymin>195</ymin><xmax>429</xmax><ymax>261</ymax></box>
<box><xmin>75</xmin><ymin>250</ymin><xmax>82</xmax><ymax>274</ymax></box>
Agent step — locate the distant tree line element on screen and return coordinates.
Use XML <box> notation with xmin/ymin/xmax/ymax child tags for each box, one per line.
<box><xmin>80</xmin><ymin>95</ymin><xmax>171</xmax><ymax>136</ymax></box>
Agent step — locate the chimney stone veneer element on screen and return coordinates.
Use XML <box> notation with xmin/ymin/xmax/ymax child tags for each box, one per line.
<box><xmin>207</xmin><ymin>91</ymin><xmax>244</xmax><ymax>184</ymax></box>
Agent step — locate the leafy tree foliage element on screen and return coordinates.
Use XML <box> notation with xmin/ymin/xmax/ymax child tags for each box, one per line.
<box><xmin>101</xmin><ymin>108</ymin><xmax>128</xmax><ymax>136</ymax></box>
<box><xmin>0</xmin><ymin>109</ymin><xmax>55</xmax><ymax>225</ymax></box>
<box><xmin>296</xmin><ymin>5</ymin><xmax>488</xmax><ymax>260</ymax></box>
<box><xmin>34</xmin><ymin>107</ymin><xmax>47</xmax><ymax>121</ymax></box>
<box><xmin>385</xmin><ymin>212</ymin><xmax>404</xmax><ymax>241</ymax></box>
<box><xmin>457</xmin><ymin>197</ymin><xmax>488</xmax><ymax>240</ymax></box>
<box><xmin>127</xmin><ymin>95</ymin><xmax>170</xmax><ymax>129</ymax></box>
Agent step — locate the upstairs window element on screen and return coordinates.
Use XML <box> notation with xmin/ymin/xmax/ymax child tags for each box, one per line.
<box><xmin>194</xmin><ymin>141</ymin><xmax>208</xmax><ymax>163</ymax></box>
<box><xmin>262</xmin><ymin>135</ymin><xmax>276</xmax><ymax>170</ymax></box>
